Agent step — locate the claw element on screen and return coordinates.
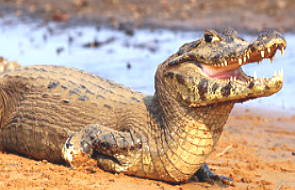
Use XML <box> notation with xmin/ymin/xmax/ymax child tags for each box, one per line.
<box><xmin>62</xmin><ymin>133</ymin><xmax>94</xmax><ymax>168</ymax></box>
<box><xmin>193</xmin><ymin>163</ymin><xmax>233</xmax><ymax>187</ymax></box>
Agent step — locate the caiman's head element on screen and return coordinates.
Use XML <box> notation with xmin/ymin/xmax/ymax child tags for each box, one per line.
<box><xmin>156</xmin><ymin>28</ymin><xmax>286</xmax><ymax>107</ymax></box>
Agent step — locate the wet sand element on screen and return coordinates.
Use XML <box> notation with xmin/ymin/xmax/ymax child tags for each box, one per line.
<box><xmin>0</xmin><ymin>106</ymin><xmax>294</xmax><ymax>190</ymax></box>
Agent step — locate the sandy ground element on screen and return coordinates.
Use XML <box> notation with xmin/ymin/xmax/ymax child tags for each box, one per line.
<box><xmin>0</xmin><ymin>106</ymin><xmax>294</xmax><ymax>190</ymax></box>
<box><xmin>0</xmin><ymin>0</ymin><xmax>295</xmax><ymax>33</ymax></box>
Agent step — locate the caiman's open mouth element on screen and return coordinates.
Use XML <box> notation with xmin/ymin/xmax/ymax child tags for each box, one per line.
<box><xmin>200</xmin><ymin>42</ymin><xmax>286</xmax><ymax>83</ymax></box>
<box><xmin>164</xmin><ymin>29</ymin><xmax>287</xmax><ymax>106</ymax></box>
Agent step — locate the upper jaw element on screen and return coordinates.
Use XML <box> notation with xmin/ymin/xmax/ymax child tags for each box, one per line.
<box><xmin>200</xmin><ymin>30</ymin><xmax>286</xmax><ymax>83</ymax></box>
<box><xmin>206</xmin><ymin>31</ymin><xmax>287</xmax><ymax>69</ymax></box>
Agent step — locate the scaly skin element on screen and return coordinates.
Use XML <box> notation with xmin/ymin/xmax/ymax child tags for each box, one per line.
<box><xmin>0</xmin><ymin>29</ymin><xmax>286</xmax><ymax>183</ymax></box>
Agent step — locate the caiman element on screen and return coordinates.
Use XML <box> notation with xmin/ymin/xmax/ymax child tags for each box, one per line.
<box><xmin>0</xmin><ymin>29</ymin><xmax>286</xmax><ymax>185</ymax></box>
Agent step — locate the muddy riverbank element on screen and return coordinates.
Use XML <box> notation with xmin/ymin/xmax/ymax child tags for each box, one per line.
<box><xmin>0</xmin><ymin>0</ymin><xmax>295</xmax><ymax>33</ymax></box>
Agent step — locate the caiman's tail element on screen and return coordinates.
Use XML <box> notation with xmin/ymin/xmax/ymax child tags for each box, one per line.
<box><xmin>0</xmin><ymin>57</ymin><xmax>21</xmax><ymax>74</ymax></box>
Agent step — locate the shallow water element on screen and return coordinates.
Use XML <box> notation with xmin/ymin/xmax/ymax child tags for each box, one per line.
<box><xmin>0</xmin><ymin>16</ymin><xmax>294</xmax><ymax>113</ymax></box>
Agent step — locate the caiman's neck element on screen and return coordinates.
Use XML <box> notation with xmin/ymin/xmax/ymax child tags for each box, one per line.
<box><xmin>150</xmin><ymin>87</ymin><xmax>234</xmax><ymax>145</ymax></box>
<box><xmin>145</xmin><ymin>90</ymin><xmax>234</xmax><ymax>182</ymax></box>
<box><xmin>153</xmin><ymin>90</ymin><xmax>234</xmax><ymax>124</ymax></box>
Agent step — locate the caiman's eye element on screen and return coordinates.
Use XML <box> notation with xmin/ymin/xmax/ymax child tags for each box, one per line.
<box><xmin>204</xmin><ymin>33</ymin><xmax>213</xmax><ymax>43</ymax></box>
<box><xmin>204</xmin><ymin>31</ymin><xmax>220</xmax><ymax>43</ymax></box>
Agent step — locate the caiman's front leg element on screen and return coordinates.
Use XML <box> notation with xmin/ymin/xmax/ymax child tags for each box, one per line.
<box><xmin>62</xmin><ymin>124</ymin><xmax>142</xmax><ymax>172</ymax></box>
<box><xmin>193</xmin><ymin>163</ymin><xmax>233</xmax><ymax>187</ymax></box>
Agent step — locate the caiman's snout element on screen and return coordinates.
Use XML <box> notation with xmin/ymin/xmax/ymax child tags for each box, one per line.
<box><xmin>248</xmin><ymin>29</ymin><xmax>287</xmax><ymax>63</ymax></box>
<box><xmin>256</xmin><ymin>29</ymin><xmax>286</xmax><ymax>47</ymax></box>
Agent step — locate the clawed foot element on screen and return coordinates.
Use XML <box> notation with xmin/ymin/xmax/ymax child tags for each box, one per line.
<box><xmin>62</xmin><ymin>133</ymin><xmax>95</xmax><ymax>168</ymax></box>
<box><xmin>193</xmin><ymin>163</ymin><xmax>233</xmax><ymax>187</ymax></box>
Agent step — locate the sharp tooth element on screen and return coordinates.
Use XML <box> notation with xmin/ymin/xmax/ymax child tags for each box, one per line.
<box><xmin>261</xmin><ymin>50</ymin><xmax>265</xmax><ymax>58</ymax></box>
<box><xmin>238</xmin><ymin>58</ymin><xmax>242</xmax><ymax>65</ymax></box>
<box><xmin>279</xmin><ymin>69</ymin><xmax>284</xmax><ymax>78</ymax></box>
<box><xmin>247</xmin><ymin>52</ymin><xmax>250</xmax><ymax>59</ymax></box>
<box><xmin>267</xmin><ymin>47</ymin><xmax>271</xmax><ymax>53</ymax></box>
<box><xmin>280</xmin><ymin>69</ymin><xmax>284</xmax><ymax>78</ymax></box>
<box><xmin>221</xmin><ymin>63</ymin><xmax>225</xmax><ymax>67</ymax></box>
<box><xmin>243</xmin><ymin>56</ymin><xmax>247</xmax><ymax>62</ymax></box>
<box><xmin>280</xmin><ymin>48</ymin><xmax>284</xmax><ymax>56</ymax></box>
<box><xmin>224</xmin><ymin>60</ymin><xmax>228</xmax><ymax>66</ymax></box>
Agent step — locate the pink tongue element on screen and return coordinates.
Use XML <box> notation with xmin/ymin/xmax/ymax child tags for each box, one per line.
<box><xmin>203</xmin><ymin>68</ymin><xmax>242</xmax><ymax>80</ymax></box>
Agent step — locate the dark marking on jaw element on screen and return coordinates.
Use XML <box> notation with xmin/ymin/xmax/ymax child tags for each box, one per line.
<box><xmin>197</xmin><ymin>79</ymin><xmax>209</xmax><ymax>100</ymax></box>
<box><xmin>48</xmin><ymin>81</ymin><xmax>60</xmax><ymax>89</ymax></box>
<box><xmin>175</xmin><ymin>74</ymin><xmax>186</xmax><ymax>85</ymax></box>
<box><xmin>104</xmin><ymin>104</ymin><xmax>112</xmax><ymax>109</ymax></box>
<box><xmin>164</xmin><ymin>72</ymin><xmax>174</xmax><ymax>79</ymax></box>
<box><xmin>221</xmin><ymin>83</ymin><xmax>232</xmax><ymax>97</ymax></box>
<box><xmin>248</xmin><ymin>81</ymin><xmax>255</xmax><ymax>89</ymax></box>
<box><xmin>212</xmin><ymin>83</ymin><xmax>219</xmax><ymax>94</ymax></box>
